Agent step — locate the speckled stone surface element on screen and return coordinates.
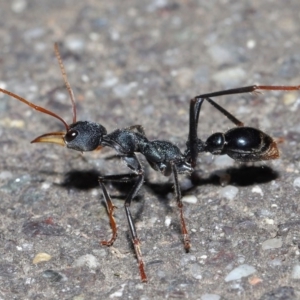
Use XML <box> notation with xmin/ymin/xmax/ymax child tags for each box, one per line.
<box><xmin>0</xmin><ymin>1</ymin><xmax>300</xmax><ymax>299</ymax></box>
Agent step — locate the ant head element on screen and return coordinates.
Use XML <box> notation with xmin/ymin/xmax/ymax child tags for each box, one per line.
<box><xmin>65</xmin><ymin>121</ymin><xmax>107</xmax><ymax>151</ymax></box>
<box><xmin>0</xmin><ymin>43</ymin><xmax>108</xmax><ymax>152</ymax></box>
<box><xmin>31</xmin><ymin>121</ymin><xmax>107</xmax><ymax>151</ymax></box>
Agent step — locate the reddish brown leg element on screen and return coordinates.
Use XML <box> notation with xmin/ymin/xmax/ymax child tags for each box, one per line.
<box><xmin>125</xmin><ymin>206</ymin><xmax>147</xmax><ymax>282</ymax></box>
<box><xmin>99</xmin><ymin>155</ymin><xmax>148</xmax><ymax>282</ymax></box>
<box><xmin>99</xmin><ymin>180</ymin><xmax>118</xmax><ymax>246</ymax></box>
<box><xmin>171</xmin><ymin>163</ymin><xmax>190</xmax><ymax>251</ymax></box>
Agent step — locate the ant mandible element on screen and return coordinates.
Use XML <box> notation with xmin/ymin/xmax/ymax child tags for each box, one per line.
<box><xmin>1</xmin><ymin>43</ymin><xmax>299</xmax><ymax>282</ymax></box>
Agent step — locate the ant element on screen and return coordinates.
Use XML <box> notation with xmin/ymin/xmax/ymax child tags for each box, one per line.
<box><xmin>1</xmin><ymin>43</ymin><xmax>299</xmax><ymax>282</ymax></box>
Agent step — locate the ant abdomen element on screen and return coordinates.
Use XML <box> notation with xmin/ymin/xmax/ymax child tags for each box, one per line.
<box><xmin>205</xmin><ymin>127</ymin><xmax>279</xmax><ymax>162</ymax></box>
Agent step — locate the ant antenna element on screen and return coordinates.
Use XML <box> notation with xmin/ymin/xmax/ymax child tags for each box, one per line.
<box><xmin>0</xmin><ymin>43</ymin><xmax>79</xmax><ymax>132</ymax></box>
<box><xmin>0</xmin><ymin>88</ymin><xmax>70</xmax><ymax>131</ymax></box>
<box><xmin>54</xmin><ymin>43</ymin><xmax>77</xmax><ymax>124</ymax></box>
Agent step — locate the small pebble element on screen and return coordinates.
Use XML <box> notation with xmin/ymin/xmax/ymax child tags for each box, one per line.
<box><xmin>225</xmin><ymin>264</ymin><xmax>256</xmax><ymax>282</ymax></box>
<box><xmin>201</xmin><ymin>294</ymin><xmax>221</xmax><ymax>300</ymax></box>
<box><xmin>283</xmin><ymin>92</ymin><xmax>298</xmax><ymax>105</ymax></box>
<box><xmin>264</xmin><ymin>218</ymin><xmax>275</xmax><ymax>225</ymax></box>
<box><xmin>65</xmin><ymin>37</ymin><xmax>85</xmax><ymax>53</ymax></box>
<box><xmin>33</xmin><ymin>252</ymin><xmax>52</xmax><ymax>264</ymax></box>
<box><xmin>293</xmin><ymin>177</ymin><xmax>300</xmax><ymax>189</ymax></box>
<box><xmin>41</xmin><ymin>182</ymin><xmax>51</xmax><ymax>190</ymax></box>
<box><xmin>21</xmin><ymin>243</ymin><xmax>33</xmax><ymax>251</ymax></box>
<box><xmin>109</xmin><ymin>283</ymin><xmax>126</xmax><ymax>298</ymax></box>
<box><xmin>261</xmin><ymin>238</ymin><xmax>283</xmax><ymax>250</ymax></box>
<box><xmin>219</xmin><ymin>185</ymin><xmax>239</xmax><ymax>200</ymax></box>
<box><xmin>81</xmin><ymin>74</ymin><xmax>90</xmax><ymax>83</ymax></box>
<box><xmin>182</xmin><ymin>195</ymin><xmax>198</xmax><ymax>204</ymax></box>
<box><xmin>251</xmin><ymin>185</ymin><xmax>264</xmax><ymax>197</ymax></box>
<box><xmin>0</xmin><ymin>81</ymin><xmax>7</xmax><ymax>90</ymax></box>
<box><xmin>72</xmin><ymin>254</ymin><xmax>100</xmax><ymax>269</ymax></box>
<box><xmin>291</xmin><ymin>265</ymin><xmax>300</xmax><ymax>279</ymax></box>
<box><xmin>165</xmin><ymin>216</ymin><xmax>171</xmax><ymax>227</ymax></box>
<box><xmin>0</xmin><ymin>117</ymin><xmax>25</xmax><ymax>128</ymax></box>
<box><xmin>11</xmin><ymin>0</ymin><xmax>27</xmax><ymax>13</ymax></box>
<box><xmin>246</xmin><ymin>39</ymin><xmax>256</xmax><ymax>49</ymax></box>
<box><xmin>248</xmin><ymin>276</ymin><xmax>262</xmax><ymax>285</ymax></box>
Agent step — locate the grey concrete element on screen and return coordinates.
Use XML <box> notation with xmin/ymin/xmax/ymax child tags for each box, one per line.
<box><xmin>0</xmin><ymin>1</ymin><xmax>300</xmax><ymax>299</ymax></box>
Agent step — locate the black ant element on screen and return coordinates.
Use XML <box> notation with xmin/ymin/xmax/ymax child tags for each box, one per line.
<box><xmin>1</xmin><ymin>43</ymin><xmax>299</xmax><ymax>282</ymax></box>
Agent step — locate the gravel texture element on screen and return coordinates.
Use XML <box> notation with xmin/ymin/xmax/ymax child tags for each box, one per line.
<box><xmin>0</xmin><ymin>1</ymin><xmax>300</xmax><ymax>299</ymax></box>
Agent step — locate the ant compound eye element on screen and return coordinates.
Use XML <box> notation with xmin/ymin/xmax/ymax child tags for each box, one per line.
<box><xmin>65</xmin><ymin>130</ymin><xmax>78</xmax><ymax>143</ymax></box>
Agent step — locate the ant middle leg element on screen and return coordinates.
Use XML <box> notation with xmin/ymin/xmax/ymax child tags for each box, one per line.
<box><xmin>122</xmin><ymin>158</ymin><xmax>147</xmax><ymax>282</ymax></box>
<box><xmin>171</xmin><ymin>162</ymin><xmax>190</xmax><ymax>251</ymax></box>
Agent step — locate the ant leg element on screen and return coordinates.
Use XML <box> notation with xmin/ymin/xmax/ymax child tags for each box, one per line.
<box><xmin>186</xmin><ymin>94</ymin><xmax>245</xmax><ymax>167</ymax></box>
<box><xmin>205</xmin><ymin>97</ymin><xmax>244</xmax><ymax>126</ymax></box>
<box><xmin>99</xmin><ymin>154</ymin><xmax>147</xmax><ymax>282</ymax></box>
<box><xmin>188</xmin><ymin>84</ymin><xmax>299</xmax><ymax>164</ymax></box>
<box><xmin>171</xmin><ymin>162</ymin><xmax>190</xmax><ymax>251</ymax></box>
<box><xmin>187</xmin><ymin>98</ymin><xmax>205</xmax><ymax>167</ymax></box>
<box><xmin>194</xmin><ymin>84</ymin><xmax>300</xmax><ymax>99</ymax></box>
<box><xmin>191</xmin><ymin>84</ymin><xmax>300</xmax><ymax>127</ymax></box>
<box><xmin>123</xmin><ymin>155</ymin><xmax>147</xmax><ymax>282</ymax></box>
<box><xmin>98</xmin><ymin>172</ymin><xmax>141</xmax><ymax>245</ymax></box>
<box><xmin>99</xmin><ymin>179</ymin><xmax>118</xmax><ymax>246</ymax></box>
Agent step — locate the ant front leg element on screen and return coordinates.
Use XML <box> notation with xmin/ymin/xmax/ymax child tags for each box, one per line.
<box><xmin>99</xmin><ymin>154</ymin><xmax>147</xmax><ymax>282</ymax></box>
<box><xmin>99</xmin><ymin>179</ymin><xmax>118</xmax><ymax>246</ymax></box>
<box><xmin>99</xmin><ymin>173</ymin><xmax>141</xmax><ymax>246</ymax></box>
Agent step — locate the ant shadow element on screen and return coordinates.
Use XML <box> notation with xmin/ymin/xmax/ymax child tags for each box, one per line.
<box><xmin>56</xmin><ymin>164</ymin><xmax>279</xmax><ymax>250</ymax></box>
<box><xmin>191</xmin><ymin>165</ymin><xmax>279</xmax><ymax>187</ymax></box>
<box><xmin>59</xmin><ymin>165</ymin><xmax>278</xmax><ymax>195</ymax></box>
<box><xmin>59</xmin><ymin>164</ymin><xmax>279</xmax><ymax>220</ymax></box>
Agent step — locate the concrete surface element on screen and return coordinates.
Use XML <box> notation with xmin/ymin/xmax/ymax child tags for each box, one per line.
<box><xmin>0</xmin><ymin>0</ymin><xmax>300</xmax><ymax>299</ymax></box>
